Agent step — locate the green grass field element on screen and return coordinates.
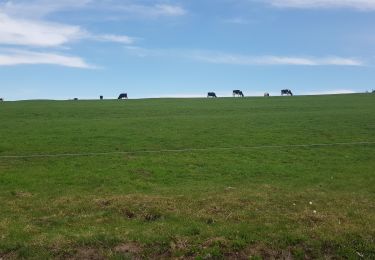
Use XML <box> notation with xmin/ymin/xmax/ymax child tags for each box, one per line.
<box><xmin>0</xmin><ymin>94</ymin><xmax>374</xmax><ymax>259</ymax></box>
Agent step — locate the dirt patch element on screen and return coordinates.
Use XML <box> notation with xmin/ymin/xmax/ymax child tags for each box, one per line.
<box><xmin>10</xmin><ymin>191</ymin><xmax>33</xmax><ymax>198</ymax></box>
<box><xmin>120</xmin><ymin>207</ymin><xmax>162</xmax><ymax>221</ymax></box>
<box><xmin>94</xmin><ymin>199</ymin><xmax>113</xmax><ymax>208</ymax></box>
<box><xmin>229</xmin><ymin>244</ymin><xmax>291</xmax><ymax>260</ymax></box>
<box><xmin>143</xmin><ymin>210</ymin><xmax>162</xmax><ymax>222</ymax></box>
<box><xmin>67</xmin><ymin>247</ymin><xmax>104</xmax><ymax>260</ymax></box>
<box><xmin>224</xmin><ymin>243</ymin><xmax>320</xmax><ymax>260</ymax></box>
<box><xmin>123</xmin><ymin>208</ymin><xmax>136</xmax><ymax>219</ymax></box>
<box><xmin>300</xmin><ymin>212</ymin><xmax>325</xmax><ymax>227</ymax></box>
<box><xmin>170</xmin><ymin>237</ymin><xmax>189</xmax><ymax>251</ymax></box>
<box><xmin>114</xmin><ymin>242</ymin><xmax>142</xmax><ymax>259</ymax></box>
<box><xmin>115</xmin><ymin>242</ymin><xmax>142</xmax><ymax>254</ymax></box>
<box><xmin>203</xmin><ymin>237</ymin><xmax>228</xmax><ymax>248</ymax></box>
<box><xmin>0</xmin><ymin>251</ymin><xmax>17</xmax><ymax>260</ymax></box>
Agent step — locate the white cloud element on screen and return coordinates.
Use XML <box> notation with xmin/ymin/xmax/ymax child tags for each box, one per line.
<box><xmin>153</xmin><ymin>4</ymin><xmax>186</xmax><ymax>16</ymax></box>
<box><xmin>267</xmin><ymin>0</ymin><xmax>375</xmax><ymax>10</ymax></box>
<box><xmin>93</xmin><ymin>34</ymin><xmax>135</xmax><ymax>44</ymax></box>
<box><xmin>0</xmin><ymin>0</ymin><xmax>187</xmax><ymax>19</ymax></box>
<box><xmin>0</xmin><ymin>12</ymin><xmax>135</xmax><ymax>47</ymax></box>
<box><xmin>0</xmin><ymin>12</ymin><xmax>85</xmax><ymax>47</ymax></box>
<box><xmin>193</xmin><ymin>54</ymin><xmax>363</xmax><ymax>66</ymax></box>
<box><xmin>0</xmin><ymin>1</ymin><xmax>140</xmax><ymax>69</ymax></box>
<box><xmin>0</xmin><ymin>0</ymin><xmax>92</xmax><ymax>18</ymax></box>
<box><xmin>0</xmin><ymin>1</ymin><xmax>187</xmax><ymax>70</ymax></box>
<box><xmin>113</xmin><ymin>3</ymin><xmax>187</xmax><ymax>18</ymax></box>
<box><xmin>126</xmin><ymin>47</ymin><xmax>364</xmax><ymax>66</ymax></box>
<box><xmin>0</xmin><ymin>49</ymin><xmax>94</xmax><ymax>68</ymax></box>
<box><xmin>304</xmin><ymin>89</ymin><xmax>357</xmax><ymax>95</ymax></box>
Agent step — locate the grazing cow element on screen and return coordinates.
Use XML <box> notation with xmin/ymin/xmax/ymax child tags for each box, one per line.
<box><xmin>0</xmin><ymin>98</ymin><xmax>3</xmax><ymax>102</ymax></box>
<box><xmin>118</xmin><ymin>93</ymin><xmax>128</xmax><ymax>99</ymax></box>
<box><xmin>372</xmin><ymin>89</ymin><xmax>375</xmax><ymax>93</ymax></box>
<box><xmin>100</xmin><ymin>96</ymin><xmax>103</xmax><ymax>100</ymax></box>
<box><xmin>207</xmin><ymin>92</ymin><xmax>217</xmax><ymax>98</ymax></box>
<box><xmin>281</xmin><ymin>89</ymin><xmax>293</xmax><ymax>96</ymax></box>
<box><xmin>264</xmin><ymin>92</ymin><xmax>270</xmax><ymax>97</ymax></box>
<box><xmin>233</xmin><ymin>90</ymin><xmax>244</xmax><ymax>97</ymax></box>
<box><xmin>74</xmin><ymin>98</ymin><xmax>78</xmax><ymax>101</ymax></box>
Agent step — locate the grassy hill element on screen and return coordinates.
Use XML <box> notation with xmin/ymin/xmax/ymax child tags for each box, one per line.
<box><xmin>0</xmin><ymin>94</ymin><xmax>374</xmax><ymax>259</ymax></box>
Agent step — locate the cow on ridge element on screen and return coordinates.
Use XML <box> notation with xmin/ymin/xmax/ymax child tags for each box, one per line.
<box><xmin>118</xmin><ymin>93</ymin><xmax>128</xmax><ymax>99</ymax></box>
<box><xmin>281</xmin><ymin>89</ymin><xmax>293</xmax><ymax>96</ymax></box>
<box><xmin>207</xmin><ymin>92</ymin><xmax>217</xmax><ymax>98</ymax></box>
<box><xmin>233</xmin><ymin>90</ymin><xmax>244</xmax><ymax>97</ymax></box>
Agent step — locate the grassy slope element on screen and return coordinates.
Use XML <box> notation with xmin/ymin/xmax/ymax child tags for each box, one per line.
<box><xmin>0</xmin><ymin>94</ymin><xmax>374</xmax><ymax>259</ymax></box>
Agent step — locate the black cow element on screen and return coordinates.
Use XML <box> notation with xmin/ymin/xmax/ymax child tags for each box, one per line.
<box><xmin>207</xmin><ymin>92</ymin><xmax>217</xmax><ymax>98</ymax></box>
<box><xmin>100</xmin><ymin>95</ymin><xmax>103</xmax><ymax>100</ymax></box>
<box><xmin>264</xmin><ymin>92</ymin><xmax>270</xmax><ymax>97</ymax></box>
<box><xmin>372</xmin><ymin>89</ymin><xmax>375</xmax><ymax>93</ymax></box>
<box><xmin>0</xmin><ymin>98</ymin><xmax>3</xmax><ymax>102</ymax></box>
<box><xmin>281</xmin><ymin>89</ymin><xmax>293</xmax><ymax>96</ymax></box>
<box><xmin>233</xmin><ymin>90</ymin><xmax>244</xmax><ymax>97</ymax></box>
<box><xmin>118</xmin><ymin>93</ymin><xmax>128</xmax><ymax>99</ymax></box>
<box><xmin>73</xmin><ymin>98</ymin><xmax>78</xmax><ymax>101</ymax></box>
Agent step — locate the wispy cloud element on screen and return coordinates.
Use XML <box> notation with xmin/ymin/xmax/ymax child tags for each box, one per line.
<box><xmin>109</xmin><ymin>3</ymin><xmax>187</xmax><ymax>18</ymax></box>
<box><xmin>126</xmin><ymin>47</ymin><xmax>364</xmax><ymax>66</ymax></box>
<box><xmin>194</xmin><ymin>54</ymin><xmax>364</xmax><ymax>66</ymax></box>
<box><xmin>0</xmin><ymin>12</ymin><xmax>84</xmax><ymax>47</ymax></box>
<box><xmin>267</xmin><ymin>0</ymin><xmax>375</xmax><ymax>10</ymax></box>
<box><xmin>0</xmin><ymin>0</ymin><xmax>137</xmax><ymax>69</ymax></box>
<box><xmin>0</xmin><ymin>12</ymin><xmax>135</xmax><ymax>48</ymax></box>
<box><xmin>304</xmin><ymin>89</ymin><xmax>357</xmax><ymax>95</ymax></box>
<box><xmin>93</xmin><ymin>34</ymin><xmax>135</xmax><ymax>44</ymax></box>
<box><xmin>0</xmin><ymin>49</ymin><xmax>94</xmax><ymax>68</ymax></box>
<box><xmin>0</xmin><ymin>0</ymin><xmax>92</xmax><ymax>18</ymax></box>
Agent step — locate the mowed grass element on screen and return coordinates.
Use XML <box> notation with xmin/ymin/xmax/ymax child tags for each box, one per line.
<box><xmin>0</xmin><ymin>94</ymin><xmax>374</xmax><ymax>259</ymax></box>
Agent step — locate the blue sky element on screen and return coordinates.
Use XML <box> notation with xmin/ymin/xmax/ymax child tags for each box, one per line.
<box><xmin>1</xmin><ymin>0</ymin><xmax>375</xmax><ymax>100</ymax></box>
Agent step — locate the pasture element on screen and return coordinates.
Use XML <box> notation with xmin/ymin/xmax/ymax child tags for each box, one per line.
<box><xmin>0</xmin><ymin>94</ymin><xmax>374</xmax><ymax>259</ymax></box>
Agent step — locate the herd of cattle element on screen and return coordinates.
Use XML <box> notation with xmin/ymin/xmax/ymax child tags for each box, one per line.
<box><xmin>119</xmin><ymin>90</ymin><xmax>293</xmax><ymax>99</ymax></box>
<box><xmin>117</xmin><ymin>89</ymin><xmax>293</xmax><ymax>100</ymax></box>
<box><xmin>0</xmin><ymin>90</ymin><xmax>295</xmax><ymax>102</ymax></box>
<box><xmin>208</xmin><ymin>89</ymin><xmax>293</xmax><ymax>98</ymax></box>
<box><xmin>3</xmin><ymin>89</ymin><xmax>375</xmax><ymax>101</ymax></box>
<box><xmin>116</xmin><ymin>90</ymin><xmax>293</xmax><ymax>100</ymax></box>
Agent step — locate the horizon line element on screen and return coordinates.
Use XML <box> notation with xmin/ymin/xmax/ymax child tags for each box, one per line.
<box><xmin>1</xmin><ymin>92</ymin><xmax>370</xmax><ymax>102</ymax></box>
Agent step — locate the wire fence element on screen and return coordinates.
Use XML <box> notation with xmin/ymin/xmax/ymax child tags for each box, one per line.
<box><xmin>0</xmin><ymin>141</ymin><xmax>374</xmax><ymax>159</ymax></box>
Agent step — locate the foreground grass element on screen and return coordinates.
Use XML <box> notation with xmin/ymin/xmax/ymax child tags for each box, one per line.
<box><xmin>0</xmin><ymin>94</ymin><xmax>374</xmax><ymax>259</ymax></box>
